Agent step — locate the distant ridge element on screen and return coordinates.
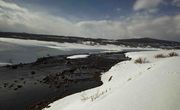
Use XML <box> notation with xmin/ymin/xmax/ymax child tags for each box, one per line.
<box><xmin>0</xmin><ymin>32</ymin><xmax>180</xmax><ymax>49</ymax></box>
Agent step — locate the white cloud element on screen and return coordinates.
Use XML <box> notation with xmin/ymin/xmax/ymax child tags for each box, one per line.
<box><xmin>0</xmin><ymin>0</ymin><xmax>27</xmax><ymax>12</ymax></box>
<box><xmin>0</xmin><ymin>0</ymin><xmax>80</xmax><ymax>36</ymax></box>
<box><xmin>0</xmin><ymin>0</ymin><xmax>180</xmax><ymax>41</ymax></box>
<box><xmin>172</xmin><ymin>0</ymin><xmax>180</xmax><ymax>7</ymax></box>
<box><xmin>76</xmin><ymin>13</ymin><xmax>180</xmax><ymax>41</ymax></box>
<box><xmin>133</xmin><ymin>0</ymin><xmax>164</xmax><ymax>11</ymax></box>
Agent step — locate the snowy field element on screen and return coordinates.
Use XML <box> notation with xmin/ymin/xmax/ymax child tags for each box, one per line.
<box><xmin>0</xmin><ymin>37</ymin><xmax>154</xmax><ymax>65</ymax></box>
<box><xmin>44</xmin><ymin>50</ymin><xmax>180</xmax><ymax>110</ymax></box>
<box><xmin>0</xmin><ymin>38</ymin><xmax>115</xmax><ymax>65</ymax></box>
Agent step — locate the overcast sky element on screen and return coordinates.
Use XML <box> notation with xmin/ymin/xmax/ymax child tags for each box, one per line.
<box><xmin>0</xmin><ymin>0</ymin><xmax>180</xmax><ymax>41</ymax></box>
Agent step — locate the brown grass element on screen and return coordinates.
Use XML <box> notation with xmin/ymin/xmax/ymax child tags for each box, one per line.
<box><xmin>155</xmin><ymin>52</ymin><xmax>178</xmax><ymax>58</ymax></box>
<box><xmin>154</xmin><ymin>54</ymin><xmax>166</xmax><ymax>58</ymax></box>
<box><xmin>168</xmin><ymin>52</ymin><xmax>178</xmax><ymax>57</ymax></box>
<box><xmin>134</xmin><ymin>57</ymin><xmax>148</xmax><ymax>64</ymax></box>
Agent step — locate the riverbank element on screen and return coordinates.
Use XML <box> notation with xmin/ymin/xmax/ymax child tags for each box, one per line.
<box><xmin>44</xmin><ymin>50</ymin><xmax>180</xmax><ymax>110</ymax></box>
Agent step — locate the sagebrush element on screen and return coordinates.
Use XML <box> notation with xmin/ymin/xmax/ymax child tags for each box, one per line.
<box><xmin>134</xmin><ymin>57</ymin><xmax>148</xmax><ymax>64</ymax></box>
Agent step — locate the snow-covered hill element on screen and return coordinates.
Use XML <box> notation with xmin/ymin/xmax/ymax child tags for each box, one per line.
<box><xmin>44</xmin><ymin>50</ymin><xmax>180</xmax><ymax>110</ymax></box>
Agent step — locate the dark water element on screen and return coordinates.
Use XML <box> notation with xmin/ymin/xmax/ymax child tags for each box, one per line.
<box><xmin>0</xmin><ymin>39</ymin><xmax>131</xmax><ymax>110</ymax></box>
<box><xmin>0</xmin><ymin>62</ymin><xmax>100</xmax><ymax>110</ymax></box>
<box><xmin>0</xmin><ymin>79</ymin><xmax>99</xmax><ymax>110</ymax></box>
<box><xmin>0</xmin><ymin>51</ymin><xmax>129</xmax><ymax>110</ymax></box>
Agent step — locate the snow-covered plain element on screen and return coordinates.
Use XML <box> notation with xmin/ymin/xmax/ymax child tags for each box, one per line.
<box><xmin>0</xmin><ymin>37</ymin><xmax>153</xmax><ymax>51</ymax></box>
<box><xmin>0</xmin><ymin>38</ymin><xmax>119</xmax><ymax>64</ymax></box>
<box><xmin>44</xmin><ymin>50</ymin><xmax>180</xmax><ymax>110</ymax></box>
<box><xmin>0</xmin><ymin>37</ymin><xmax>156</xmax><ymax>64</ymax></box>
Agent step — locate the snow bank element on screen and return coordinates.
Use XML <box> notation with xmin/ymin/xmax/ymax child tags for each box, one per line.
<box><xmin>44</xmin><ymin>50</ymin><xmax>180</xmax><ymax>110</ymax></box>
<box><xmin>67</xmin><ymin>55</ymin><xmax>89</xmax><ymax>59</ymax></box>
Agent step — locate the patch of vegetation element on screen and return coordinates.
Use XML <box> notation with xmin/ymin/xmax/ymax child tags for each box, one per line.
<box><xmin>127</xmin><ymin>78</ymin><xmax>132</xmax><ymax>81</ymax></box>
<box><xmin>134</xmin><ymin>57</ymin><xmax>149</xmax><ymax>64</ymax></box>
<box><xmin>168</xmin><ymin>52</ymin><xmax>178</xmax><ymax>57</ymax></box>
<box><xmin>155</xmin><ymin>54</ymin><xmax>166</xmax><ymax>58</ymax></box>
<box><xmin>155</xmin><ymin>52</ymin><xmax>178</xmax><ymax>58</ymax></box>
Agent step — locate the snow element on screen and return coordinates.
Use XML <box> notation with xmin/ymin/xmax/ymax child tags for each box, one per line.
<box><xmin>0</xmin><ymin>37</ymin><xmax>157</xmax><ymax>51</ymax></box>
<box><xmin>0</xmin><ymin>37</ymin><xmax>179</xmax><ymax>109</ymax></box>
<box><xmin>0</xmin><ymin>62</ymin><xmax>11</xmax><ymax>66</ymax></box>
<box><xmin>44</xmin><ymin>50</ymin><xmax>180</xmax><ymax>110</ymax></box>
<box><xmin>0</xmin><ymin>38</ymin><xmax>120</xmax><ymax>64</ymax></box>
<box><xmin>67</xmin><ymin>55</ymin><xmax>89</xmax><ymax>59</ymax></box>
<box><xmin>0</xmin><ymin>37</ymin><xmax>157</xmax><ymax>64</ymax></box>
<box><xmin>0</xmin><ymin>38</ymin><xmax>121</xmax><ymax>51</ymax></box>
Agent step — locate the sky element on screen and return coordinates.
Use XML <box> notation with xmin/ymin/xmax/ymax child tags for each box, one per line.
<box><xmin>0</xmin><ymin>0</ymin><xmax>180</xmax><ymax>41</ymax></box>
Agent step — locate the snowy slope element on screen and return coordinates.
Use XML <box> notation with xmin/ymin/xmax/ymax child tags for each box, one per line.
<box><xmin>44</xmin><ymin>50</ymin><xmax>180</xmax><ymax>110</ymax></box>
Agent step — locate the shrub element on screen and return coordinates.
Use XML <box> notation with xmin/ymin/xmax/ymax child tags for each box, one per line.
<box><xmin>155</xmin><ymin>52</ymin><xmax>178</xmax><ymax>58</ymax></box>
<box><xmin>134</xmin><ymin>57</ymin><xmax>148</xmax><ymax>64</ymax></box>
<box><xmin>154</xmin><ymin>54</ymin><xmax>166</xmax><ymax>58</ymax></box>
<box><xmin>168</xmin><ymin>52</ymin><xmax>178</xmax><ymax>57</ymax></box>
<box><xmin>127</xmin><ymin>78</ymin><xmax>132</xmax><ymax>81</ymax></box>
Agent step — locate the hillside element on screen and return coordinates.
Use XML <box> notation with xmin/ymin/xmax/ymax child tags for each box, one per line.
<box><xmin>0</xmin><ymin>32</ymin><xmax>180</xmax><ymax>49</ymax></box>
